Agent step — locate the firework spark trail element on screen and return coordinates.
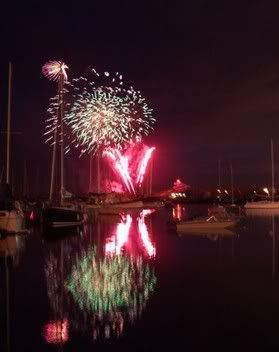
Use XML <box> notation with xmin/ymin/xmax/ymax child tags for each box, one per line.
<box><xmin>42</xmin><ymin>60</ymin><xmax>69</xmax><ymax>147</ymax></box>
<box><xmin>103</xmin><ymin>143</ymin><xmax>155</xmax><ymax>195</ymax></box>
<box><xmin>136</xmin><ymin>147</ymin><xmax>155</xmax><ymax>187</ymax></box>
<box><xmin>44</xmin><ymin>95</ymin><xmax>59</xmax><ymax>143</ymax></box>
<box><xmin>103</xmin><ymin>148</ymin><xmax>135</xmax><ymax>195</ymax></box>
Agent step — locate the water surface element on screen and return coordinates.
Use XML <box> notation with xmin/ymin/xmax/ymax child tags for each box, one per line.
<box><xmin>1</xmin><ymin>205</ymin><xmax>279</xmax><ymax>351</ymax></box>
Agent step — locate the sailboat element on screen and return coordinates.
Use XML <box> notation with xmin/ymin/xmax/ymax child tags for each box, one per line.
<box><xmin>42</xmin><ymin>61</ymin><xmax>83</xmax><ymax>228</ymax></box>
<box><xmin>0</xmin><ymin>62</ymin><xmax>24</xmax><ymax>233</ymax></box>
<box><xmin>245</xmin><ymin>139</ymin><xmax>279</xmax><ymax>209</ymax></box>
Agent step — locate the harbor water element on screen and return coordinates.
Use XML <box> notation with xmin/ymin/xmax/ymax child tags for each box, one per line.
<box><xmin>1</xmin><ymin>204</ymin><xmax>279</xmax><ymax>351</ymax></box>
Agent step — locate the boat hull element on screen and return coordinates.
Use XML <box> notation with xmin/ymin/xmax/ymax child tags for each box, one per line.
<box><xmin>143</xmin><ymin>201</ymin><xmax>164</xmax><ymax>208</ymax></box>
<box><xmin>99</xmin><ymin>201</ymin><xmax>144</xmax><ymax>214</ymax></box>
<box><xmin>244</xmin><ymin>201</ymin><xmax>279</xmax><ymax>209</ymax></box>
<box><xmin>103</xmin><ymin>201</ymin><xmax>144</xmax><ymax>208</ymax></box>
<box><xmin>177</xmin><ymin>228</ymin><xmax>235</xmax><ymax>237</ymax></box>
<box><xmin>42</xmin><ymin>207</ymin><xmax>83</xmax><ymax>228</ymax></box>
<box><xmin>245</xmin><ymin>208</ymin><xmax>279</xmax><ymax>216</ymax></box>
<box><xmin>176</xmin><ymin>219</ymin><xmax>237</xmax><ymax>232</ymax></box>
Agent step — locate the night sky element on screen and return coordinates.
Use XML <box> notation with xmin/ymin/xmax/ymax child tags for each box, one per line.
<box><xmin>1</xmin><ymin>1</ymin><xmax>279</xmax><ymax>194</ymax></box>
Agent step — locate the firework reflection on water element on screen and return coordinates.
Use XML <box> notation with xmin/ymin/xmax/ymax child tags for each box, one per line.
<box><xmin>43</xmin><ymin>210</ymin><xmax>156</xmax><ymax>341</ymax></box>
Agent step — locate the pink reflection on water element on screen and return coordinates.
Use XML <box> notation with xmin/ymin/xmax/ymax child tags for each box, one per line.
<box><xmin>105</xmin><ymin>214</ymin><xmax>132</xmax><ymax>255</ymax></box>
<box><xmin>105</xmin><ymin>210</ymin><xmax>156</xmax><ymax>258</ymax></box>
<box><xmin>172</xmin><ymin>204</ymin><xmax>185</xmax><ymax>221</ymax></box>
<box><xmin>43</xmin><ymin>319</ymin><xmax>69</xmax><ymax>344</ymax></box>
<box><xmin>138</xmin><ymin>210</ymin><xmax>156</xmax><ymax>258</ymax></box>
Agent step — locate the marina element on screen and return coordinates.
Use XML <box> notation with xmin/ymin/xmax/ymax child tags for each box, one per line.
<box><xmin>2</xmin><ymin>1</ymin><xmax>279</xmax><ymax>350</ymax></box>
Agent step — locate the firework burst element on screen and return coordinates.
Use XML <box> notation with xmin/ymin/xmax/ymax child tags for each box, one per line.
<box><xmin>44</xmin><ymin>68</ymin><xmax>155</xmax><ymax>156</ymax></box>
<box><xmin>63</xmin><ymin>69</ymin><xmax>155</xmax><ymax>155</ymax></box>
<box><xmin>103</xmin><ymin>142</ymin><xmax>155</xmax><ymax>195</ymax></box>
<box><xmin>42</xmin><ymin>60</ymin><xmax>69</xmax><ymax>82</ymax></box>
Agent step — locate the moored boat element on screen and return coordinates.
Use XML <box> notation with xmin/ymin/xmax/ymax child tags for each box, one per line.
<box><xmin>176</xmin><ymin>216</ymin><xmax>237</xmax><ymax>233</ymax></box>
<box><xmin>42</xmin><ymin>206</ymin><xmax>83</xmax><ymax>228</ymax></box>
<box><xmin>244</xmin><ymin>201</ymin><xmax>279</xmax><ymax>209</ymax></box>
<box><xmin>177</xmin><ymin>227</ymin><xmax>235</xmax><ymax>238</ymax></box>
<box><xmin>98</xmin><ymin>200</ymin><xmax>144</xmax><ymax>214</ymax></box>
<box><xmin>143</xmin><ymin>200</ymin><xmax>165</xmax><ymax>208</ymax></box>
<box><xmin>245</xmin><ymin>139</ymin><xmax>279</xmax><ymax>210</ymax></box>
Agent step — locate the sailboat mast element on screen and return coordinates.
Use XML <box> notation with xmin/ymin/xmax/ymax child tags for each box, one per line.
<box><xmin>6</xmin><ymin>62</ymin><xmax>12</xmax><ymax>185</ymax></box>
<box><xmin>60</xmin><ymin>77</ymin><xmax>65</xmax><ymax>206</ymax></box>
<box><xmin>23</xmin><ymin>159</ymin><xmax>27</xmax><ymax>197</ymax></box>
<box><xmin>97</xmin><ymin>151</ymin><xmax>100</xmax><ymax>193</ymax></box>
<box><xmin>49</xmin><ymin>87</ymin><xmax>59</xmax><ymax>202</ymax></box>
<box><xmin>230</xmin><ymin>164</ymin><xmax>234</xmax><ymax>205</ymax></box>
<box><xmin>272</xmin><ymin>214</ymin><xmax>276</xmax><ymax>279</ymax></box>
<box><xmin>218</xmin><ymin>159</ymin><xmax>221</xmax><ymax>190</ymax></box>
<box><xmin>218</xmin><ymin>159</ymin><xmax>222</xmax><ymax>203</ymax></box>
<box><xmin>89</xmin><ymin>152</ymin><xmax>93</xmax><ymax>193</ymax></box>
<box><xmin>149</xmin><ymin>156</ymin><xmax>153</xmax><ymax>196</ymax></box>
<box><xmin>49</xmin><ymin>130</ymin><xmax>57</xmax><ymax>201</ymax></box>
<box><xmin>271</xmin><ymin>138</ymin><xmax>275</xmax><ymax>202</ymax></box>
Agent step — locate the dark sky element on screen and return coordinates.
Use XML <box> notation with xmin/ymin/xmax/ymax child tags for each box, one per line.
<box><xmin>1</xmin><ymin>0</ymin><xmax>279</xmax><ymax>193</ymax></box>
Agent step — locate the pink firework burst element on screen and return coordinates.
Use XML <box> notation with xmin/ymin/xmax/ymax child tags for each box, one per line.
<box><xmin>42</xmin><ymin>60</ymin><xmax>68</xmax><ymax>82</ymax></box>
<box><xmin>103</xmin><ymin>142</ymin><xmax>155</xmax><ymax>195</ymax></box>
<box><xmin>103</xmin><ymin>148</ymin><xmax>135</xmax><ymax>195</ymax></box>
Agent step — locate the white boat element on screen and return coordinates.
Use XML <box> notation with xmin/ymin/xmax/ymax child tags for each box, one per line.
<box><xmin>245</xmin><ymin>139</ymin><xmax>279</xmax><ymax>210</ymax></box>
<box><xmin>244</xmin><ymin>201</ymin><xmax>279</xmax><ymax>210</ymax></box>
<box><xmin>245</xmin><ymin>207</ymin><xmax>279</xmax><ymax>216</ymax></box>
<box><xmin>0</xmin><ymin>210</ymin><xmax>24</xmax><ymax>233</ymax></box>
<box><xmin>176</xmin><ymin>216</ymin><xmax>237</xmax><ymax>233</ymax></box>
<box><xmin>177</xmin><ymin>228</ymin><xmax>235</xmax><ymax>238</ymax></box>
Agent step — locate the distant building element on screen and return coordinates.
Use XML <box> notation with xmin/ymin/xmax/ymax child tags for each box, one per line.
<box><xmin>157</xmin><ymin>178</ymin><xmax>190</xmax><ymax>200</ymax></box>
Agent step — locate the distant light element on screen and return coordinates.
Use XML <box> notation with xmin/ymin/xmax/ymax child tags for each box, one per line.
<box><xmin>263</xmin><ymin>187</ymin><xmax>270</xmax><ymax>195</ymax></box>
<box><xmin>217</xmin><ymin>189</ymin><xmax>221</xmax><ymax>194</ymax></box>
<box><xmin>224</xmin><ymin>190</ymin><xmax>228</xmax><ymax>195</ymax></box>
